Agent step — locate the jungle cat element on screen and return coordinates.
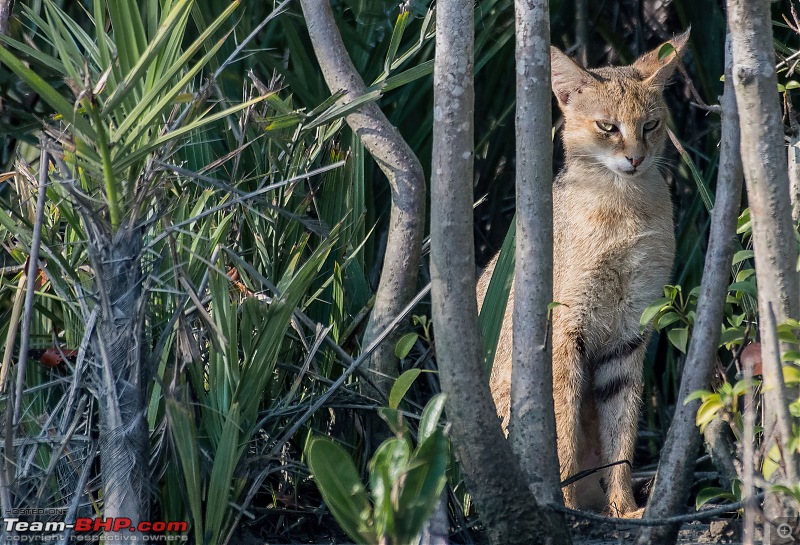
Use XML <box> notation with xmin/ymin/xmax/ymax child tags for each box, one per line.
<box><xmin>477</xmin><ymin>31</ymin><xmax>688</xmax><ymax>517</ymax></box>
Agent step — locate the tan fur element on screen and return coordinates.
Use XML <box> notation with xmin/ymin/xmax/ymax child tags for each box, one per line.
<box><xmin>477</xmin><ymin>31</ymin><xmax>688</xmax><ymax>516</ymax></box>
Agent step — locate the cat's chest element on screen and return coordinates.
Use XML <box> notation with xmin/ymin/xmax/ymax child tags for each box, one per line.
<box><xmin>554</xmin><ymin>186</ymin><xmax>658</xmax><ymax>255</ymax></box>
<box><xmin>552</xmin><ymin>176</ymin><xmax>674</xmax><ymax>298</ymax></box>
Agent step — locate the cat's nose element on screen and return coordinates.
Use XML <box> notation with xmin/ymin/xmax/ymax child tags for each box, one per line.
<box><xmin>626</xmin><ymin>156</ymin><xmax>644</xmax><ymax>168</ymax></box>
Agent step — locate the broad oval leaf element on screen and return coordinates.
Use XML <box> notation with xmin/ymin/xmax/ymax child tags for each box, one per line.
<box><xmin>667</xmin><ymin>326</ymin><xmax>689</xmax><ymax>354</ymax></box>
<box><xmin>369</xmin><ymin>438</ymin><xmax>411</xmax><ymax>538</ymax></box>
<box><xmin>395</xmin><ymin>332</ymin><xmax>419</xmax><ymax>360</ymax></box>
<box><xmin>695</xmin><ymin>486</ymin><xmax>735</xmax><ymax>509</ymax></box>
<box><xmin>389</xmin><ymin>368</ymin><xmax>423</xmax><ymax>410</ymax></box>
<box><xmin>395</xmin><ymin>429</ymin><xmax>449</xmax><ymax>543</ymax></box>
<box><xmin>419</xmin><ymin>393</ymin><xmax>446</xmax><ymax>444</ymax></box>
<box><xmin>640</xmin><ymin>297</ymin><xmax>671</xmax><ymax>331</ymax></box>
<box><xmin>306</xmin><ymin>437</ymin><xmax>376</xmax><ymax>544</ymax></box>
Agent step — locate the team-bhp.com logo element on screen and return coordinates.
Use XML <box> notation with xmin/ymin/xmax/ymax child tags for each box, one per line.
<box><xmin>4</xmin><ymin>515</ymin><xmax>188</xmax><ymax>541</ymax></box>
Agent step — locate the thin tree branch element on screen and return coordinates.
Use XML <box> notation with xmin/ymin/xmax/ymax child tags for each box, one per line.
<box><xmin>0</xmin><ymin>0</ymin><xmax>11</xmax><ymax>37</ymax></box>
<box><xmin>511</xmin><ymin>0</ymin><xmax>562</xmax><ymax>506</ymax></box>
<box><xmin>635</xmin><ymin>32</ymin><xmax>744</xmax><ymax>545</ymax></box>
<box><xmin>297</xmin><ymin>0</ymin><xmax>426</xmax><ymax>398</ymax></box>
<box><xmin>551</xmin><ymin>495</ymin><xmax>763</xmax><ymax>527</ymax></box>
<box><xmin>430</xmin><ymin>0</ymin><xmax>570</xmax><ymax>543</ymax></box>
<box><xmin>727</xmin><ymin>0</ymin><xmax>800</xmax><ymax>522</ymax></box>
<box><xmin>13</xmin><ymin>148</ymin><xmax>49</xmax><ymax>428</ymax></box>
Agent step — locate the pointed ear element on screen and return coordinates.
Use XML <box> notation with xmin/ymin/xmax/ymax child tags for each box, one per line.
<box><xmin>551</xmin><ymin>46</ymin><xmax>594</xmax><ymax>107</ymax></box>
<box><xmin>634</xmin><ymin>28</ymin><xmax>691</xmax><ymax>88</ymax></box>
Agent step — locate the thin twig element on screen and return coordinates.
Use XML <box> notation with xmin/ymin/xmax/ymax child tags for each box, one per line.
<box><xmin>743</xmin><ymin>337</ymin><xmax>756</xmax><ymax>545</ymax></box>
<box><xmin>765</xmin><ymin>303</ymin><xmax>798</xmax><ymax>483</ymax></box>
<box><xmin>149</xmin><ymin>161</ymin><xmax>345</xmax><ymax>246</ymax></box>
<box><xmin>12</xmin><ymin>149</ymin><xmax>49</xmax><ymax>429</ymax></box>
<box><xmin>548</xmin><ymin>494</ymin><xmax>763</xmax><ymax>527</ymax></box>
<box><xmin>212</xmin><ymin>0</ymin><xmax>292</xmax><ymax>80</ymax></box>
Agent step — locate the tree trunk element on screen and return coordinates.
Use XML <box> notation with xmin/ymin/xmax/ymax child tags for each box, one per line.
<box><xmin>297</xmin><ymin>0</ymin><xmax>426</xmax><ymax>399</ymax></box>
<box><xmin>574</xmin><ymin>0</ymin><xmax>589</xmax><ymax>67</ymax></box>
<box><xmin>0</xmin><ymin>0</ymin><xmax>11</xmax><ymax>36</ymax></box>
<box><xmin>727</xmin><ymin>0</ymin><xmax>800</xmax><ymax>523</ymax></box>
<box><xmin>430</xmin><ymin>0</ymin><xmax>570</xmax><ymax>543</ymax></box>
<box><xmin>635</xmin><ymin>32</ymin><xmax>744</xmax><ymax>545</ymax></box>
<box><xmin>511</xmin><ymin>0</ymin><xmax>562</xmax><ymax>506</ymax></box>
<box><xmin>85</xmin><ymin>226</ymin><xmax>148</xmax><ymax>540</ymax></box>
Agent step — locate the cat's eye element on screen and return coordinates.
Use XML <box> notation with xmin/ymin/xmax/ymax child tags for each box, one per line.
<box><xmin>595</xmin><ymin>121</ymin><xmax>618</xmax><ymax>133</ymax></box>
<box><xmin>643</xmin><ymin>120</ymin><xmax>660</xmax><ymax>131</ymax></box>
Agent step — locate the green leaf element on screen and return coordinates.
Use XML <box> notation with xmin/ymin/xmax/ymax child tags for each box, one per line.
<box><xmin>664</xmin><ymin>284</ymin><xmax>681</xmax><ymax>300</ymax></box>
<box><xmin>380</xmin><ymin>60</ymin><xmax>434</xmax><ymax>93</ymax></box>
<box><xmin>107</xmin><ymin>0</ymin><xmax>148</xmax><ymax>75</ymax></box>
<box><xmin>383</xmin><ymin>11</ymin><xmax>410</xmax><ymax>76</ymax></box>
<box><xmin>307</xmin><ymin>437</ymin><xmax>376</xmax><ymax>544</ymax></box>
<box><xmin>418</xmin><ymin>393</ymin><xmax>446</xmax><ymax>444</ymax></box>
<box><xmin>389</xmin><ymin>368</ymin><xmax>423</xmax><ymax>409</ymax></box>
<box><xmin>640</xmin><ymin>297</ymin><xmax>670</xmax><ymax>331</ymax></box>
<box><xmin>101</xmin><ymin>0</ymin><xmax>195</xmax><ymax>115</ymax></box>
<box><xmin>377</xmin><ymin>407</ymin><xmax>408</xmax><ymax>437</ymax></box>
<box><xmin>0</xmin><ymin>34</ymin><xmax>67</xmax><ymax>75</ymax></box>
<box><xmin>695</xmin><ymin>486</ymin><xmax>735</xmax><ymax>509</ymax></box>
<box><xmin>395</xmin><ymin>429</ymin><xmax>448</xmax><ymax>543</ymax></box>
<box><xmin>783</xmin><ymin>351</ymin><xmax>800</xmax><ymax>363</ymax></box>
<box><xmin>736</xmin><ymin>208</ymin><xmax>751</xmax><ymax>234</ymax></box>
<box><xmin>696</xmin><ymin>397</ymin><xmax>724</xmax><ymax>431</ymax></box>
<box><xmin>654</xmin><ymin>311</ymin><xmax>682</xmax><ymax>330</ymax></box>
<box><xmin>683</xmin><ymin>389</ymin><xmax>713</xmax><ymax>405</ymax></box>
<box><xmin>668</xmin><ymin>327</ymin><xmax>689</xmax><ymax>354</ymax></box>
<box><xmin>728</xmin><ymin>281</ymin><xmax>758</xmax><ymax>298</ymax></box>
<box><xmin>658</xmin><ymin>43</ymin><xmax>676</xmax><ymax>60</ymax></box>
<box><xmin>735</xmin><ymin>268</ymin><xmax>755</xmax><ymax>282</ymax></box>
<box><xmin>732</xmin><ymin>250</ymin><xmax>754</xmax><ymax>265</ymax></box>
<box><xmin>719</xmin><ymin>327</ymin><xmax>745</xmax><ymax>347</ymax></box>
<box><xmin>165</xmin><ymin>399</ymin><xmax>203</xmax><ymax>545</ymax></box>
<box><xmin>0</xmin><ymin>46</ymin><xmax>97</xmax><ymax>140</ymax></box>
<box><xmin>369</xmin><ymin>438</ymin><xmax>411</xmax><ymax>540</ymax></box>
<box><xmin>479</xmin><ymin>220</ymin><xmax>515</xmax><ymax>372</ymax></box>
<box><xmin>117</xmin><ymin>93</ymin><xmax>270</xmax><ymax>172</ymax></box>
<box><xmin>205</xmin><ymin>403</ymin><xmax>243</xmax><ymax>544</ymax></box>
<box><xmin>731</xmin><ymin>378</ymin><xmax>757</xmax><ymax>397</ymax></box>
<box><xmin>111</xmin><ymin>4</ymin><xmax>240</xmax><ymax>140</ymax></box>
<box><xmin>763</xmin><ymin>444</ymin><xmax>781</xmax><ymax>480</ymax></box>
<box><xmin>671</xmin><ymin>135</ymin><xmax>713</xmax><ymax>211</ymax></box>
<box><xmin>395</xmin><ymin>332</ymin><xmax>419</xmax><ymax>360</ymax></box>
<box><xmin>305</xmin><ymin>89</ymin><xmax>383</xmax><ymax>130</ymax></box>
<box><xmin>783</xmin><ymin>365</ymin><xmax>800</xmax><ymax>384</ymax></box>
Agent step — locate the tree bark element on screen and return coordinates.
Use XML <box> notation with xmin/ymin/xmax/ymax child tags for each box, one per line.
<box><xmin>635</xmin><ymin>32</ymin><xmax>744</xmax><ymax>545</ymax></box>
<box><xmin>511</xmin><ymin>0</ymin><xmax>562</xmax><ymax>506</ymax></box>
<box><xmin>574</xmin><ymin>0</ymin><xmax>589</xmax><ymax>67</ymax></box>
<box><xmin>727</xmin><ymin>0</ymin><xmax>800</xmax><ymax>521</ymax></box>
<box><xmin>297</xmin><ymin>0</ymin><xmax>425</xmax><ymax>399</ymax></box>
<box><xmin>0</xmin><ymin>0</ymin><xmax>11</xmax><ymax>36</ymax></box>
<box><xmin>84</xmin><ymin>225</ymin><xmax>148</xmax><ymax>541</ymax></box>
<box><xmin>430</xmin><ymin>0</ymin><xmax>570</xmax><ymax>543</ymax></box>
<box><xmin>789</xmin><ymin>113</ymin><xmax>800</xmax><ymax>222</ymax></box>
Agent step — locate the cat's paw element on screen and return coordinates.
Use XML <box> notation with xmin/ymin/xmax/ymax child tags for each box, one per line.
<box><xmin>604</xmin><ymin>502</ymin><xmax>643</xmax><ymax>519</ymax></box>
<box><xmin>619</xmin><ymin>507</ymin><xmax>645</xmax><ymax>519</ymax></box>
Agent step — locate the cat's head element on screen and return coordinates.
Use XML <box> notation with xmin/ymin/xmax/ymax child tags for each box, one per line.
<box><xmin>551</xmin><ymin>30</ymin><xmax>690</xmax><ymax>179</ymax></box>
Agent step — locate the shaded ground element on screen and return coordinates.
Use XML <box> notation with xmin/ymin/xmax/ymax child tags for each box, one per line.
<box><xmin>573</xmin><ymin>518</ymin><xmax>744</xmax><ymax>544</ymax></box>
